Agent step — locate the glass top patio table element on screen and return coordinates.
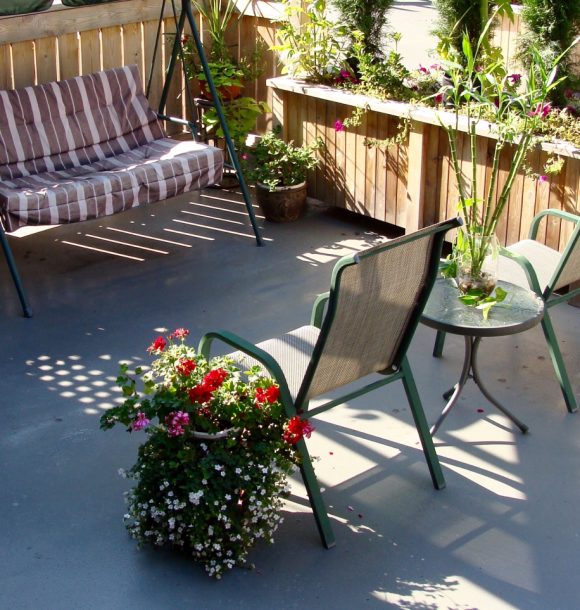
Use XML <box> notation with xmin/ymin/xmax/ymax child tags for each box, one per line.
<box><xmin>420</xmin><ymin>278</ymin><xmax>544</xmax><ymax>435</ymax></box>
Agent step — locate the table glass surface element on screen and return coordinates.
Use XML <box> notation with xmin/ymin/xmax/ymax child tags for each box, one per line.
<box><xmin>421</xmin><ymin>278</ymin><xmax>544</xmax><ymax>337</ymax></box>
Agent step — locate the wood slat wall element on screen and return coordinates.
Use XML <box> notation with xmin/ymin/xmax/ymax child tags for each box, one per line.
<box><xmin>0</xmin><ymin>1</ymin><xmax>279</xmax><ymax>134</ymax></box>
<box><xmin>271</xmin><ymin>80</ymin><xmax>580</xmax><ymax>251</ymax></box>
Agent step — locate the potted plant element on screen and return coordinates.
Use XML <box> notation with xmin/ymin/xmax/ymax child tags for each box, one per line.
<box><xmin>100</xmin><ymin>328</ymin><xmax>313</xmax><ymax>578</ymax></box>
<box><xmin>245</xmin><ymin>128</ymin><xmax>323</xmax><ymax>222</ymax></box>
<box><xmin>436</xmin><ymin>16</ymin><xmax>568</xmax><ymax>311</ymax></box>
<box><xmin>182</xmin><ymin>0</ymin><xmax>264</xmax><ymax>100</ymax></box>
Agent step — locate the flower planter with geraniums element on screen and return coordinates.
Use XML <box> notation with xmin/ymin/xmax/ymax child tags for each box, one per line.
<box><xmin>100</xmin><ymin>328</ymin><xmax>313</xmax><ymax>578</ymax></box>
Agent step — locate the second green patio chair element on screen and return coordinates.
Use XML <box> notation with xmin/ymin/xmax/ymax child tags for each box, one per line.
<box><xmin>199</xmin><ymin>217</ymin><xmax>461</xmax><ymax>548</ymax></box>
<box><xmin>434</xmin><ymin>209</ymin><xmax>580</xmax><ymax>412</ymax></box>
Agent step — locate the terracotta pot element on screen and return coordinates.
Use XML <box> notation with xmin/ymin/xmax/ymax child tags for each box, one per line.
<box><xmin>199</xmin><ymin>81</ymin><xmax>243</xmax><ymax>101</ymax></box>
<box><xmin>256</xmin><ymin>181</ymin><xmax>307</xmax><ymax>222</ymax></box>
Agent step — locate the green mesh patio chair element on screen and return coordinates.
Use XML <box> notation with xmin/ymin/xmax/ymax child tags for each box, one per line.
<box><xmin>199</xmin><ymin>217</ymin><xmax>461</xmax><ymax>549</ymax></box>
<box><xmin>433</xmin><ymin>210</ymin><xmax>580</xmax><ymax>412</ymax></box>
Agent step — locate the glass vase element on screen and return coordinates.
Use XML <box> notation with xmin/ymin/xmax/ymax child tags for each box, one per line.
<box><xmin>456</xmin><ymin>233</ymin><xmax>499</xmax><ymax>296</ymax></box>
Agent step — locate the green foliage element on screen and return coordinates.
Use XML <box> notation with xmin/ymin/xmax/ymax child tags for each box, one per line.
<box><xmin>245</xmin><ymin>127</ymin><xmax>323</xmax><ymax>190</ymax></box>
<box><xmin>518</xmin><ymin>0</ymin><xmax>580</xmax><ymax>104</ymax></box>
<box><xmin>351</xmin><ymin>31</ymin><xmax>410</xmax><ymax>99</ymax></box>
<box><xmin>273</xmin><ymin>0</ymin><xmax>350</xmax><ymax>83</ymax></box>
<box><xmin>433</xmin><ymin>21</ymin><xmax>567</xmax><ymax>308</ymax></box>
<box><xmin>433</xmin><ymin>0</ymin><xmax>513</xmax><ymax>59</ymax></box>
<box><xmin>202</xmin><ymin>97</ymin><xmax>269</xmax><ymax>148</ymax></box>
<box><xmin>101</xmin><ymin>330</ymin><xmax>307</xmax><ymax>578</ymax></box>
<box><xmin>331</xmin><ymin>0</ymin><xmax>394</xmax><ymax>59</ymax></box>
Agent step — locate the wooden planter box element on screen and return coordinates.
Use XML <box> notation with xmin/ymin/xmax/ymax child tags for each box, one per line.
<box><xmin>268</xmin><ymin>76</ymin><xmax>580</xmax><ymax>252</ymax></box>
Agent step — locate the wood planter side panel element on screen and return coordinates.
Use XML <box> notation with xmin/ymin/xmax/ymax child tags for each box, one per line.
<box><xmin>270</xmin><ymin>78</ymin><xmax>580</xmax><ymax>250</ymax></box>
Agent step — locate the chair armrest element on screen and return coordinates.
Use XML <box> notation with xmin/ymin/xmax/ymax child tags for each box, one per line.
<box><xmin>529</xmin><ymin>209</ymin><xmax>580</xmax><ymax>240</ymax></box>
<box><xmin>198</xmin><ymin>330</ymin><xmax>296</xmax><ymax>412</ymax></box>
<box><xmin>499</xmin><ymin>246</ymin><xmax>544</xmax><ymax>296</ymax></box>
<box><xmin>155</xmin><ymin>112</ymin><xmax>200</xmax><ymax>140</ymax></box>
<box><xmin>310</xmin><ymin>291</ymin><xmax>330</xmax><ymax>328</ymax></box>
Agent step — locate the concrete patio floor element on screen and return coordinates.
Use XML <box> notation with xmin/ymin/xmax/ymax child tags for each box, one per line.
<box><xmin>1</xmin><ymin>188</ymin><xmax>579</xmax><ymax>610</ymax></box>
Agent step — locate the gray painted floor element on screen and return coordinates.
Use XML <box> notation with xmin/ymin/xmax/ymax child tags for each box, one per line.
<box><xmin>1</xmin><ymin>188</ymin><xmax>579</xmax><ymax>609</ymax></box>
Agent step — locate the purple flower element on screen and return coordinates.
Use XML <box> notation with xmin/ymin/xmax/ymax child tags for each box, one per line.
<box><xmin>334</xmin><ymin>119</ymin><xmax>345</xmax><ymax>132</ymax></box>
<box><xmin>132</xmin><ymin>412</ymin><xmax>150</xmax><ymax>431</ymax></box>
<box><xmin>507</xmin><ymin>73</ymin><xmax>521</xmax><ymax>85</ymax></box>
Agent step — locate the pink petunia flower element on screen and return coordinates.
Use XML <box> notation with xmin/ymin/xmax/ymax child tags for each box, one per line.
<box><xmin>334</xmin><ymin>119</ymin><xmax>345</xmax><ymax>132</ymax></box>
<box><xmin>507</xmin><ymin>73</ymin><xmax>521</xmax><ymax>85</ymax></box>
<box><xmin>538</xmin><ymin>174</ymin><xmax>548</xmax><ymax>183</ymax></box>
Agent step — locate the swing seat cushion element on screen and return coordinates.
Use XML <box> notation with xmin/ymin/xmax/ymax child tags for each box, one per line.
<box><xmin>0</xmin><ymin>65</ymin><xmax>224</xmax><ymax>231</ymax></box>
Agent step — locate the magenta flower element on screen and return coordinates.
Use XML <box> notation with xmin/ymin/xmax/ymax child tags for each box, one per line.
<box><xmin>166</xmin><ymin>411</ymin><xmax>190</xmax><ymax>436</ymax></box>
<box><xmin>418</xmin><ymin>65</ymin><xmax>429</xmax><ymax>74</ymax></box>
<box><xmin>132</xmin><ymin>412</ymin><xmax>150</xmax><ymax>431</ymax></box>
<box><xmin>507</xmin><ymin>73</ymin><xmax>521</xmax><ymax>85</ymax></box>
<box><xmin>334</xmin><ymin>119</ymin><xmax>345</xmax><ymax>132</ymax></box>
<box><xmin>538</xmin><ymin>175</ymin><xmax>548</xmax><ymax>183</ymax></box>
<box><xmin>529</xmin><ymin>102</ymin><xmax>552</xmax><ymax>118</ymax></box>
<box><xmin>434</xmin><ymin>92</ymin><xmax>444</xmax><ymax>104</ymax></box>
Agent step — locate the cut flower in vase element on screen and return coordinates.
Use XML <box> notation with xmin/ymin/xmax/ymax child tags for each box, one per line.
<box><xmin>100</xmin><ymin>329</ymin><xmax>313</xmax><ymax>578</ymax></box>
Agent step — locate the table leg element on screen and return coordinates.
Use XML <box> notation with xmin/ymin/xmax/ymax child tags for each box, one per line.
<box><xmin>471</xmin><ymin>337</ymin><xmax>529</xmax><ymax>433</ymax></box>
<box><xmin>430</xmin><ymin>336</ymin><xmax>473</xmax><ymax>435</ymax></box>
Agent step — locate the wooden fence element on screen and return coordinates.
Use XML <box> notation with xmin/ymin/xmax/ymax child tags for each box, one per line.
<box><xmin>0</xmin><ymin>0</ymin><xmax>281</xmax><ymax>132</ymax></box>
<box><xmin>269</xmin><ymin>77</ymin><xmax>580</xmax><ymax>252</ymax></box>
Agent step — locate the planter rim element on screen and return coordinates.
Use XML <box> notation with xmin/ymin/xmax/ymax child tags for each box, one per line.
<box><xmin>256</xmin><ymin>180</ymin><xmax>306</xmax><ymax>192</ymax></box>
<box><xmin>266</xmin><ymin>76</ymin><xmax>580</xmax><ymax>160</ymax></box>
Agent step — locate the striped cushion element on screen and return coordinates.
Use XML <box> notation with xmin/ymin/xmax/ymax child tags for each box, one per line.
<box><xmin>0</xmin><ymin>65</ymin><xmax>224</xmax><ymax>230</ymax></box>
<box><xmin>0</xmin><ymin>65</ymin><xmax>165</xmax><ymax>180</ymax></box>
<box><xmin>0</xmin><ymin>139</ymin><xmax>224</xmax><ymax>230</ymax></box>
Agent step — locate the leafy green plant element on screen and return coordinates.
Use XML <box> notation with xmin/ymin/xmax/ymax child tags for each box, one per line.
<box><xmin>518</xmin><ymin>0</ymin><xmax>580</xmax><ymax>104</ymax></box>
<box><xmin>100</xmin><ymin>328</ymin><xmax>313</xmax><ymax>578</ymax></box>
<box><xmin>245</xmin><ymin>127</ymin><xmax>322</xmax><ymax>190</ymax></box>
<box><xmin>273</xmin><ymin>0</ymin><xmax>350</xmax><ymax>84</ymax></box>
<box><xmin>434</xmin><ymin>0</ymin><xmax>513</xmax><ymax>60</ymax></box>
<box><xmin>436</xmin><ymin>15</ymin><xmax>567</xmax><ymax>307</ymax></box>
<box><xmin>202</xmin><ymin>97</ymin><xmax>269</xmax><ymax>149</ymax></box>
<box><xmin>331</xmin><ymin>0</ymin><xmax>394</xmax><ymax>60</ymax></box>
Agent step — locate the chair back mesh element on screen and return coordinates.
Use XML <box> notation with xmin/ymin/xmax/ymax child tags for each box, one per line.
<box><xmin>304</xmin><ymin>234</ymin><xmax>434</xmax><ymax>401</ymax></box>
<box><xmin>552</xmin><ymin>222</ymin><xmax>580</xmax><ymax>291</ymax></box>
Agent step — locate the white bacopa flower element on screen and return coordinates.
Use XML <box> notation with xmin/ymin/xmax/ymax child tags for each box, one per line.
<box><xmin>235</xmin><ymin>468</ymin><xmax>242</xmax><ymax>475</ymax></box>
<box><xmin>225</xmin><ymin>494</ymin><xmax>231</xmax><ymax>501</ymax></box>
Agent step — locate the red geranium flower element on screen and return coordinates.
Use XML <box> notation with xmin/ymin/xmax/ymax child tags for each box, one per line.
<box><xmin>203</xmin><ymin>368</ymin><xmax>228</xmax><ymax>391</ymax></box>
<box><xmin>188</xmin><ymin>384</ymin><xmax>213</xmax><ymax>404</ymax></box>
<box><xmin>283</xmin><ymin>416</ymin><xmax>315</xmax><ymax>445</ymax></box>
<box><xmin>255</xmin><ymin>385</ymin><xmax>281</xmax><ymax>406</ymax></box>
<box><xmin>147</xmin><ymin>336</ymin><xmax>167</xmax><ymax>353</ymax></box>
<box><xmin>176</xmin><ymin>358</ymin><xmax>197</xmax><ymax>376</ymax></box>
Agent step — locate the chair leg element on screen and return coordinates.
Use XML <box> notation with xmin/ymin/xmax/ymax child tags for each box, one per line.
<box><xmin>0</xmin><ymin>223</ymin><xmax>32</xmax><ymax>317</ymax></box>
<box><xmin>433</xmin><ymin>330</ymin><xmax>446</xmax><ymax>358</ymax></box>
<box><xmin>541</xmin><ymin>312</ymin><xmax>577</xmax><ymax>413</ymax></box>
<box><xmin>296</xmin><ymin>438</ymin><xmax>336</xmax><ymax>549</ymax></box>
<box><xmin>400</xmin><ymin>357</ymin><xmax>446</xmax><ymax>490</ymax></box>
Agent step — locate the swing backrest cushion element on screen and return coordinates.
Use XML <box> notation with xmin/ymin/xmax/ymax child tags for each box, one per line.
<box><xmin>0</xmin><ymin>65</ymin><xmax>165</xmax><ymax>180</ymax></box>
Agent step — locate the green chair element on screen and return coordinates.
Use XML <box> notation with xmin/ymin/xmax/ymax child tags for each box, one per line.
<box><xmin>199</xmin><ymin>217</ymin><xmax>461</xmax><ymax>548</ymax></box>
<box><xmin>434</xmin><ymin>210</ymin><xmax>580</xmax><ymax>412</ymax></box>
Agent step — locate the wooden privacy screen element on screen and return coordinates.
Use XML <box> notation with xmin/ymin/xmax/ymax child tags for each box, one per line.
<box><xmin>269</xmin><ymin>77</ymin><xmax>580</xmax><ymax>253</ymax></box>
<box><xmin>0</xmin><ymin>0</ymin><xmax>280</xmax><ymax>133</ymax></box>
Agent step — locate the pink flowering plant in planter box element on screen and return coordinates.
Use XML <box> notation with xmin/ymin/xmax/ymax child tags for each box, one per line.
<box><xmin>100</xmin><ymin>329</ymin><xmax>313</xmax><ymax>578</ymax></box>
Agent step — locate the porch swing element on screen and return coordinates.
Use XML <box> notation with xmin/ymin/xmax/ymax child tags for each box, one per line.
<box><xmin>0</xmin><ymin>0</ymin><xmax>263</xmax><ymax>318</ymax></box>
